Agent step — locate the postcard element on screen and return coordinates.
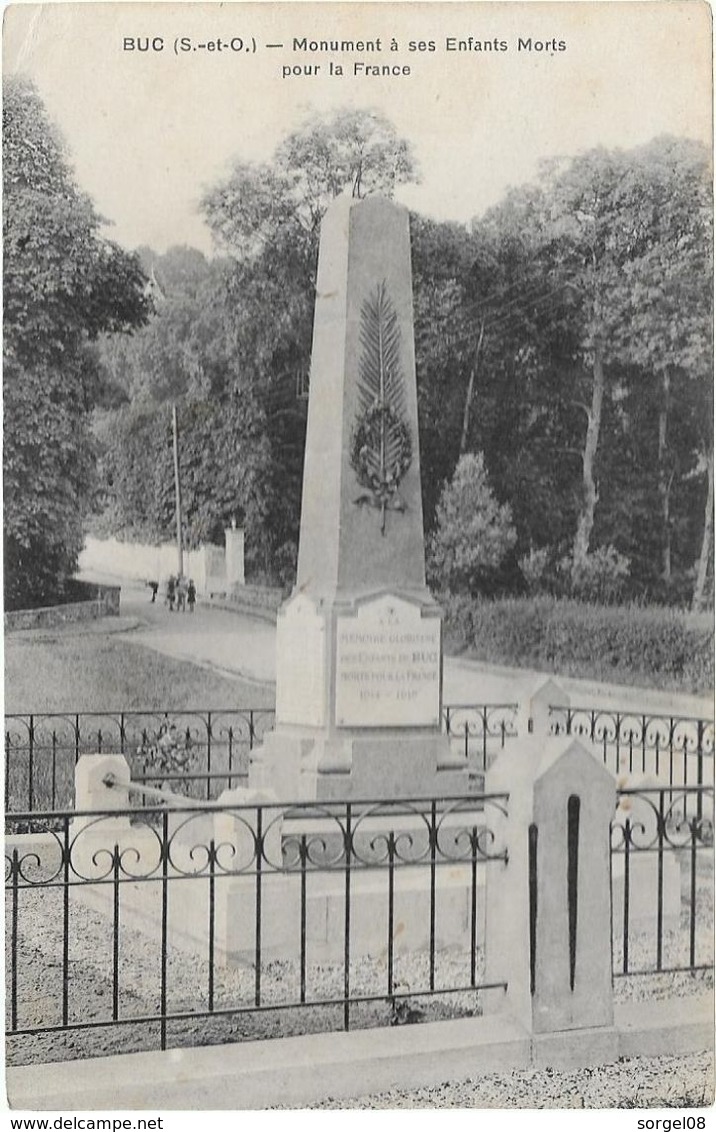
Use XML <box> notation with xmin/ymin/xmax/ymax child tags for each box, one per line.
<box><xmin>3</xmin><ymin>0</ymin><xmax>713</xmax><ymax>1119</ymax></box>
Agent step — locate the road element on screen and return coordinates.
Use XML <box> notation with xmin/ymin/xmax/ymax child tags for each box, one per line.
<box><xmin>108</xmin><ymin>577</ymin><xmax>712</xmax><ymax>718</ymax></box>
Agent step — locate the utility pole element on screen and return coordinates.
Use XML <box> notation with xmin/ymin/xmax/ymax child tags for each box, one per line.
<box><xmin>172</xmin><ymin>403</ymin><xmax>184</xmax><ymax>576</ymax></box>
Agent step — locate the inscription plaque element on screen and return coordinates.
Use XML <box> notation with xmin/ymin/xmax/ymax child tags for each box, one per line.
<box><xmin>335</xmin><ymin>595</ymin><xmax>441</xmax><ymax>727</ymax></box>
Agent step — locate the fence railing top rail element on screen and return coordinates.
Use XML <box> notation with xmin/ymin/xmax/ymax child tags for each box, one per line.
<box><xmin>5</xmin><ymin>706</ymin><xmax>273</xmax><ymax>721</ymax></box>
<box><xmin>7</xmin><ymin>702</ymin><xmax>712</xmax><ymax>726</ymax></box>
<box><xmin>5</xmin><ymin>790</ymin><xmax>512</xmax><ymax>823</ymax></box>
<box><xmin>6</xmin><ymin>702</ymin><xmax>519</xmax><ymax>718</ymax></box>
<box><xmin>443</xmin><ymin>702</ymin><xmax>519</xmax><ymax>710</ymax></box>
<box><xmin>550</xmin><ymin>704</ymin><xmax>714</xmax><ymax>725</ymax></box>
<box><xmin>616</xmin><ymin>784</ymin><xmax>714</xmax><ymax>796</ymax></box>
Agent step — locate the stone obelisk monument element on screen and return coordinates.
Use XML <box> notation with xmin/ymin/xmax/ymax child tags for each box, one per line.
<box><xmin>250</xmin><ymin>195</ymin><xmax>466</xmax><ymax>801</ymax></box>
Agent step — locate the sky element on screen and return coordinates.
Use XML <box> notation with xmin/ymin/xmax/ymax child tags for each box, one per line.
<box><xmin>3</xmin><ymin>1</ymin><xmax>712</xmax><ymax>255</ymax></box>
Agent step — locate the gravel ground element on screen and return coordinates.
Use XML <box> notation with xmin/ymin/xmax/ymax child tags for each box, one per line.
<box><xmin>292</xmin><ymin>1051</ymin><xmax>714</xmax><ymax>1109</ymax></box>
<box><xmin>6</xmin><ymin>859</ymin><xmax>714</xmax><ymax>1109</ymax></box>
<box><xmin>7</xmin><ymin>884</ymin><xmax>500</xmax><ymax>1064</ymax></box>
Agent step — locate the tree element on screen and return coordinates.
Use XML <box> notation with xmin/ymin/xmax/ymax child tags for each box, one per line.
<box><xmin>94</xmin><ymin>391</ymin><xmax>273</xmax><ymax>554</ymax></box>
<box><xmin>612</xmin><ymin>137</ymin><xmax>712</xmax><ymax>596</ymax></box>
<box><xmin>96</xmin><ymin>246</ymin><xmax>227</xmax><ymax>407</ymax></box>
<box><xmin>692</xmin><ymin>451</ymin><xmax>714</xmax><ymax>610</ymax></box>
<box><xmin>203</xmin><ymin>108</ymin><xmax>418</xmax><ymax>257</ymax></box>
<box><xmin>411</xmin><ymin>214</ymin><xmax>479</xmax><ymax>527</ymax></box>
<box><xmin>413</xmin><ymin>187</ymin><xmax>582</xmax><ymax>562</ymax></box>
<box><xmin>461</xmin><ymin>140</ymin><xmax>711</xmax><ymax>600</ymax></box>
<box><xmin>92</xmin><ymin>245</ymin><xmax>303</xmax><ymax>577</ymax></box>
<box><xmin>527</xmin><ymin>149</ymin><xmax>633</xmax><ymax>574</ymax></box>
<box><xmin>3</xmin><ymin>76</ymin><xmax>149</xmax><ymax>608</ymax></box>
<box><xmin>427</xmin><ymin>453</ymin><xmax>517</xmax><ymax>596</ymax></box>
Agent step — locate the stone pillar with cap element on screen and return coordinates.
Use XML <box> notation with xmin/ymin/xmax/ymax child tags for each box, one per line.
<box><xmin>224</xmin><ymin>521</ymin><xmax>245</xmax><ymax>588</ymax></box>
<box><xmin>484</xmin><ymin>729</ymin><xmax>618</xmax><ymax>1067</ymax></box>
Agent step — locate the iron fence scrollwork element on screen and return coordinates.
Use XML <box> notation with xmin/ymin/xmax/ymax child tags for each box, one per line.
<box><xmin>6</xmin><ymin>791</ymin><xmax>509</xmax><ymax>1059</ymax></box>
<box><xmin>4</xmin><ymin>708</ymin><xmax>277</xmax><ymax>811</ymax></box>
<box><xmin>550</xmin><ymin>706</ymin><xmax>714</xmax><ymax>794</ymax></box>
<box><xmin>610</xmin><ymin>784</ymin><xmax>714</xmax><ymax>980</ymax></box>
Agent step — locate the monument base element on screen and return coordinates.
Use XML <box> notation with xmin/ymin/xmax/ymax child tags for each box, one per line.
<box><xmin>215</xmin><ymin>861</ymin><xmax>484</xmax><ymax>966</ymax></box>
<box><xmin>249</xmin><ymin>727</ymin><xmax>469</xmax><ymax>802</ymax></box>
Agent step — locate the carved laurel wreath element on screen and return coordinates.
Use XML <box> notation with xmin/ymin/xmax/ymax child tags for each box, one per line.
<box><xmin>350</xmin><ymin>281</ymin><xmax>413</xmax><ymax>534</ymax></box>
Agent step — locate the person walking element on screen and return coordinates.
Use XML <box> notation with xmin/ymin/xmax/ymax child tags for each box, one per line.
<box><xmin>187</xmin><ymin>579</ymin><xmax>196</xmax><ymax>613</ymax></box>
<box><xmin>166</xmin><ymin>575</ymin><xmax>176</xmax><ymax>612</ymax></box>
<box><xmin>176</xmin><ymin>575</ymin><xmax>187</xmax><ymax>613</ymax></box>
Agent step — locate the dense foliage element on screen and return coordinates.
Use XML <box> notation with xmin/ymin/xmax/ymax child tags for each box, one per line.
<box><xmin>41</xmin><ymin>100</ymin><xmax>711</xmax><ymax>610</ymax></box>
<box><xmin>3</xmin><ymin>76</ymin><xmax>149</xmax><ymax>609</ymax></box>
<box><xmin>413</xmin><ymin>138</ymin><xmax>713</xmax><ymax>607</ymax></box>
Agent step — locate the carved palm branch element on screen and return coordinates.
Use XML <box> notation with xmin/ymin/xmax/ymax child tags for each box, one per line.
<box><xmin>357</xmin><ymin>282</ymin><xmax>406</xmax><ymax>417</ymax></box>
<box><xmin>351</xmin><ymin>281</ymin><xmax>413</xmax><ymax>533</ymax></box>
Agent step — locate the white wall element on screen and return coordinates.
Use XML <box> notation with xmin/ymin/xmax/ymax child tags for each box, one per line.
<box><xmin>79</xmin><ymin>536</ymin><xmax>224</xmax><ymax>596</ymax></box>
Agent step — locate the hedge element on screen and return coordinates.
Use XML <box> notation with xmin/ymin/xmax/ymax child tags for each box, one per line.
<box><xmin>442</xmin><ymin>594</ymin><xmax>714</xmax><ymax>695</ymax></box>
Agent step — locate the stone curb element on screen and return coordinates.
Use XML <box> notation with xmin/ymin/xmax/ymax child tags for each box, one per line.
<box><xmin>446</xmin><ymin>654</ymin><xmax>713</xmax><ymax>717</ymax></box>
<box><xmin>8</xmin><ymin>994</ymin><xmax>713</xmax><ymax>1111</ymax></box>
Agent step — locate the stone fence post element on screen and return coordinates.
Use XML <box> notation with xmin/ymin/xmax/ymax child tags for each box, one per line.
<box><xmin>74</xmin><ymin>754</ymin><xmax>132</xmax><ymax>820</ymax></box>
<box><xmin>71</xmin><ymin>754</ymin><xmax>135</xmax><ymax>876</ymax></box>
<box><xmin>485</xmin><ymin>722</ymin><xmax>617</xmax><ymax>1067</ymax></box>
<box><xmin>518</xmin><ymin>676</ymin><xmax>570</xmax><ymax>738</ymax></box>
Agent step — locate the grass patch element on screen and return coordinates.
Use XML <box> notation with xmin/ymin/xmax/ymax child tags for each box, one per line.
<box><xmin>5</xmin><ymin>623</ymin><xmax>275</xmax><ymax>714</ymax></box>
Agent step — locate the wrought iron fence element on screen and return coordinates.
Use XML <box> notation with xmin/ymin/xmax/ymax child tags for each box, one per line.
<box><xmin>4</xmin><ymin>709</ymin><xmax>276</xmax><ymax>812</ymax></box>
<box><xmin>611</xmin><ymin>785</ymin><xmax>714</xmax><ymax>981</ymax></box>
<box><xmin>442</xmin><ymin>702</ymin><xmax>518</xmax><ymax>771</ymax></box>
<box><xmin>5</xmin><ymin>779</ymin><xmax>713</xmax><ymax>1065</ymax></box>
<box><xmin>550</xmin><ymin>707</ymin><xmax>714</xmax><ymax>791</ymax></box>
<box><xmin>5</xmin><ymin>703</ymin><xmax>521</xmax><ymax>813</ymax></box>
<box><xmin>5</xmin><ymin>792</ymin><xmax>509</xmax><ymax>1063</ymax></box>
